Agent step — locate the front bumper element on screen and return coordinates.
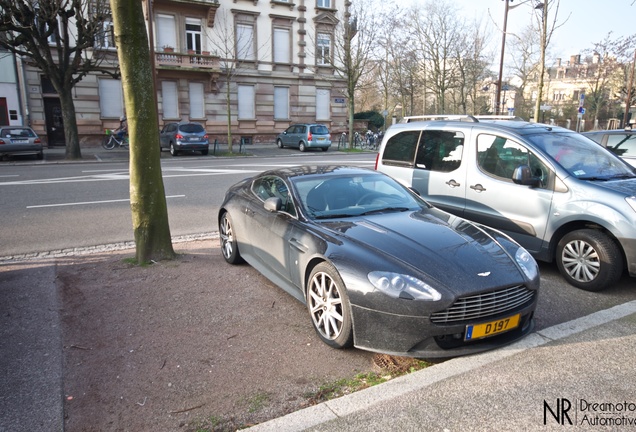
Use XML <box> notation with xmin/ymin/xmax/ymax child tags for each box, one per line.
<box><xmin>350</xmin><ymin>302</ymin><xmax>536</xmax><ymax>359</ymax></box>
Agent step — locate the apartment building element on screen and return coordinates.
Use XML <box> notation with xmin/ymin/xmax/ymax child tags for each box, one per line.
<box><xmin>20</xmin><ymin>0</ymin><xmax>348</xmax><ymax>147</ymax></box>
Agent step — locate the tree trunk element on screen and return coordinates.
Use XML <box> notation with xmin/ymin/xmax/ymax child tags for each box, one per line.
<box><xmin>110</xmin><ymin>0</ymin><xmax>175</xmax><ymax>263</ymax></box>
<box><xmin>58</xmin><ymin>88</ymin><xmax>82</xmax><ymax>159</ymax></box>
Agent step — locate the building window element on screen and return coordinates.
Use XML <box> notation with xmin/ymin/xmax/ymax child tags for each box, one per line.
<box><xmin>189</xmin><ymin>82</ymin><xmax>205</xmax><ymax>119</ymax></box>
<box><xmin>96</xmin><ymin>20</ymin><xmax>115</xmax><ymax>49</ymax></box>
<box><xmin>162</xmin><ymin>81</ymin><xmax>179</xmax><ymax>119</ymax></box>
<box><xmin>186</xmin><ymin>18</ymin><xmax>202</xmax><ymax>53</ymax></box>
<box><xmin>236</xmin><ymin>23</ymin><xmax>256</xmax><ymax>61</ymax></box>
<box><xmin>316</xmin><ymin>33</ymin><xmax>331</xmax><ymax>65</ymax></box>
<box><xmin>316</xmin><ymin>88</ymin><xmax>330</xmax><ymax>120</ymax></box>
<box><xmin>98</xmin><ymin>79</ymin><xmax>123</xmax><ymax>118</ymax></box>
<box><xmin>273</xmin><ymin>28</ymin><xmax>290</xmax><ymax>64</ymax></box>
<box><xmin>156</xmin><ymin>14</ymin><xmax>177</xmax><ymax>51</ymax></box>
<box><xmin>274</xmin><ymin>87</ymin><xmax>289</xmax><ymax>120</ymax></box>
<box><xmin>238</xmin><ymin>85</ymin><xmax>255</xmax><ymax>119</ymax></box>
<box><xmin>317</xmin><ymin>0</ymin><xmax>331</xmax><ymax>8</ymax></box>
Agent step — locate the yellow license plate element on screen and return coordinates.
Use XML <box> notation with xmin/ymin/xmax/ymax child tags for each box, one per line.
<box><xmin>465</xmin><ymin>314</ymin><xmax>520</xmax><ymax>341</ymax></box>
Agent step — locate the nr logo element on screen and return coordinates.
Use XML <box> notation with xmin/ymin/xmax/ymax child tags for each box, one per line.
<box><xmin>544</xmin><ymin>398</ymin><xmax>574</xmax><ymax>425</ymax></box>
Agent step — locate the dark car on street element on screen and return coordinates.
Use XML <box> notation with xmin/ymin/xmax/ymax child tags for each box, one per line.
<box><xmin>218</xmin><ymin>166</ymin><xmax>539</xmax><ymax>358</ymax></box>
<box><xmin>276</xmin><ymin>124</ymin><xmax>331</xmax><ymax>152</ymax></box>
<box><xmin>0</xmin><ymin>126</ymin><xmax>43</xmax><ymax>160</ymax></box>
<box><xmin>582</xmin><ymin>128</ymin><xmax>636</xmax><ymax>167</ymax></box>
<box><xmin>160</xmin><ymin>122</ymin><xmax>209</xmax><ymax>156</ymax></box>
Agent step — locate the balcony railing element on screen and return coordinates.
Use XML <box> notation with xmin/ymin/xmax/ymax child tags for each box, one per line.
<box><xmin>155</xmin><ymin>50</ymin><xmax>220</xmax><ymax>71</ymax></box>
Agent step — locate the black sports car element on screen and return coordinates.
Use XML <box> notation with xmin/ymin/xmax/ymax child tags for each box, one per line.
<box><xmin>218</xmin><ymin>166</ymin><xmax>539</xmax><ymax>358</ymax></box>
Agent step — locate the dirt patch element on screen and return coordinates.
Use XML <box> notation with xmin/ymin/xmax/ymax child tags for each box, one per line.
<box><xmin>58</xmin><ymin>240</ymin><xmax>422</xmax><ymax>431</ymax></box>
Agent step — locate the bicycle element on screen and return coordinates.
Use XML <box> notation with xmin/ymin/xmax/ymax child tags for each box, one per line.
<box><xmin>102</xmin><ymin>129</ymin><xmax>129</xmax><ymax>150</ymax></box>
<box><xmin>338</xmin><ymin>132</ymin><xmax>348</xmax><ymax>150</ymax></box>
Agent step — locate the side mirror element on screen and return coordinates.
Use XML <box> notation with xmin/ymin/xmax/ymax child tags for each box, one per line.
<box><xmin>264</xmin><ymin>197</ymin><xmax>282</xmax><ymax>212</ymax></box>
<box><xmin>512</xmin><ymin>165</ymin><xmax>541</xmax><ymax>187</ymax></box>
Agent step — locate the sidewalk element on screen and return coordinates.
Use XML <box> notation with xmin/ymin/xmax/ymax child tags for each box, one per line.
<box><xmin>37</xmin><ymin>141</ymin><xmax>331</xmax><ymax>164</ymax></box>
<box><xmin>251</xmin><ymin>301</ymin><xmax>636</xmax><ymax>431</ymax></box>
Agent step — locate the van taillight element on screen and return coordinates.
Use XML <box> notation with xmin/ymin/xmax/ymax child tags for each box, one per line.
<box><xmin>308</xmin><ymin>132</ymin><xmax>313</xmax><ymax>141</ymax></box>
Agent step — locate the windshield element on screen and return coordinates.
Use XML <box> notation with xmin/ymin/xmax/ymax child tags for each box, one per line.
<box><xmin>291</xmin><ymin>172</ymin><xmax>423</xmax><ymax>220</ymax></box>
<box><xmin>527</xmin><ymin>132</ymin><xmax>635</xmax><ymax>179</ymax></box>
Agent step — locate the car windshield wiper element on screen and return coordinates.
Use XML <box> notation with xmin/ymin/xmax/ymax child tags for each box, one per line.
<box><xmin>314</xmin><ymin>213</ymin><xmax>356</xmax><ymax>220</ymax></box>
<box><xmin>608</xmin><ymin>174</ymin><xmax>636</xmax><ymax>180</ymax></box>
<box><xmin>360</xmin><ymin>207</ymin><xmax>410</xmax><ymax>216</ymax></box>
<box><xmin>577</xmin><ymin>176</ymin><xmax>609</xmax><ymax>181</ymax></box>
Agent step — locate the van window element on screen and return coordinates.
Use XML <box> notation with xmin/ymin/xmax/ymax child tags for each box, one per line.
<box><xmin>606</xmin><ymin>134</ymin><xmax>636</xmax><ymax>158</ymax></box>
<box><xmin>477</xmin><ymin>134</ymin><xmax>551</xmax><ymax>188</ymax></box>
<box><xmin>381</xmin><ymin>131</ymin><xmax>420</xmax><ymax>165</ymax></box>
<box><xmin>415</xmin><ymin>131</ymin><xmax>464</xmax><ymax>172</ymax></box>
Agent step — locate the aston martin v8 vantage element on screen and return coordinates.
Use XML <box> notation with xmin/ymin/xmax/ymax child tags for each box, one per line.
<box><xmin>218</xmin><ymin>166</ymin><xmax>539</xmax><ymax>358</ymax></box>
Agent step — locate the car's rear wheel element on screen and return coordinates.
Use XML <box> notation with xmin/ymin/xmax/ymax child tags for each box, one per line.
<box><xmin>170</xmin><ymin>143</ymin><xmax>179</xmax><ymax>156</ymax></box>
<box><xmin>220</xmin><ymin>212</ymin><xmax>243</xmax><ymax>264</ymax></box>
<box><xmin>277</xmin><ymin>139</ymin><xmax>284</xmax><ymax>149</ymax></box>
<box><xmin>307</xmin><ymin>262</ymin><xmax>353</xmax><ymax>349</ymax></box>
<box><xmin>36</xmin><ymin>151</ymin><xmax>43</xmax><ymax>160</ymax></box>
<box><xmin>102</xmin><ymin>136</ymin><xmax>115</xmax><ymax>150</ymax></box>
<box><xmin>556</xmin><ymin>229</ymin><xmax>623</xmax><ymax>291</ymax></box>
<box><xmin>321</xmin><ymin>147</ymin><xmax>329</xmax><ymax>152</ymax></box>
<box><xmin>299</xmin><ymin>142</ymin><xmax>306</xmax><ymax>152</ymax></box>
<box><xmin>201</xmin><ymin>148</ymin><xmax>209</xmax><ymax>156</ymax></box>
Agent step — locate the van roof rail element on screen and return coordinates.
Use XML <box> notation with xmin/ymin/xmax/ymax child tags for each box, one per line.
<box><xmin>401</xmin><ymin>114</ymin><xmax>526</xmax><ymax>124</ymax></box>
<box><xmin>401</xmin><ymin>115</ymin><xmax>479</xmax><ymax>123</ymax></box>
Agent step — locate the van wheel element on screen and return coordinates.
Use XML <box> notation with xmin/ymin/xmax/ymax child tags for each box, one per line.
<box><xmin>299</xmin><ymin>142</ymin><xmax>306</xmax><ymax>152</ymax></box>
<box><xmin>556</xmin><ymin>229</ymin><xmax>622</xmax><ymax>291</ymax></box>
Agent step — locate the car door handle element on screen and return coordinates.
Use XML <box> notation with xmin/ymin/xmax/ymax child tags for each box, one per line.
<box><xmin>470</xmin><ymin>184</ymin><xmax>486</xmax><ymax>192</ymax></box>
<box><xmin>445</xmin><ymin>179</ymin><xmax>461</xmax><ymax>188</ymax></box>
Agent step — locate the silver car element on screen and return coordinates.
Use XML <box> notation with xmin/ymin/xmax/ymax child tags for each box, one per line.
<box><xmin>376</xmin><ymin>115</ymin><xmax>636</xmax><ymax>292</ymax></box>
<box><xmin>0</xmin><ymin>126</ymin><xmax>44</xmax><ymax>160</ymax></box>
<box><xmin>276</xmin><ymin>123</ymin><xmax>331</xmax><ymax>152</ymax></box>
<box><xmin>582</xmin><ymin>128</ymin><xmax>636</xmax><ymax>167</ymax></box>
<box><xmin>159</xmin><ymin>122</ymin><xmax>209</xmax><ymax>156</ymax></box>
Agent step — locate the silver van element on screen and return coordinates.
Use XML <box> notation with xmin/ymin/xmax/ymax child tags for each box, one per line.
<box><xmin>375</xmin><ymin>115</ymin><xmax>636</xmax><ymax>291</ymax></box>
<box><xmin>276</xmin><ymin>123</ymin><xmax>331</xmax><ymax>152</ymax></box>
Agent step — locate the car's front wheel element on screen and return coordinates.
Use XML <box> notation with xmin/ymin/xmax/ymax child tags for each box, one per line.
<box><xmin>277</xmin><ymin>139</ymin><xmax>284</xmax><ymax>149</ymax></box>
<box><xmin>307</xmin><ymin>262</ymin><xmax>353</xmax><ymax>349</ymax></box>
<box><xmin>220</xmin><ymin>212</ymin><xmax>243</xmax><ymax>264</ymax></box>
<box><xmin>556</xmin><ymin>229</ymin><xmax>623</xmax><ymax>291</ymax></box>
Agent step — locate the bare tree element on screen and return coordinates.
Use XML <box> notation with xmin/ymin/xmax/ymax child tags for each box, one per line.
<box><xmin>454</xmin><ymin>19</ymin><xmax>493</xmax><ymax>114</ymax></box>
<box><xmin>329</xmin><ymin>0</ymin><xmax>379</xmax><ymax>146</ymax></box>
<box><xmin>110</xmin><ymin>0</ymin><xmax>175</xmax><ymax>263</ymax></box>
<box><xmin>507</xmin><ymin>25</ymin><xmax>542</xmax><ymax>119</ymax></box>
<box><xmin>0</xmin><ymin>0</ymin><xmax>118</xmax><ymax>159</ymax></box>
<box><xmin>206</xmin><ymin>9</ymin><xmax>266</xmax><ymax>153</ymax></box>
<box><xmin>582</xmin><ymin>33</ymin><xmax>636</xmax><ymax>127</ymax></box>
<box><xmin>411</xmin><ymin>1</ymin><xmax>465</xmax><ymax>114</ymax></box>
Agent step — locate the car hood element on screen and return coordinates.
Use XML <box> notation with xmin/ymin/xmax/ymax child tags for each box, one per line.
<box><xmin>587</xmin><ymin>177</ymin><xmax>636</xmax><ymax>195</ymax></box>
<box><xmin>319</xmin><ymin>210</ymin><xmax>524</xmax><ymax>294</ymax></box>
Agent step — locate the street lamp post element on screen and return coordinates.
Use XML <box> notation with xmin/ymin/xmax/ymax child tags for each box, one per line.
<box><xmin>496</xmin><ymin>0</ymin><xmax>545</xmax><ymax>116</ymax></box>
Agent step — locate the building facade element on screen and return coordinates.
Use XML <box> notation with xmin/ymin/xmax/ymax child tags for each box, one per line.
<box><xmin>19</xmin><ymin>0</ymin><xmax>348</xmax><ymax>147</ymax></box>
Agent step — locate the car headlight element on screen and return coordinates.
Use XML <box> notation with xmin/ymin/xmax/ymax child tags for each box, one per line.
<box><xmin>626</xmin><ymin>196</ymin><xmax>636</xmax><ymax>212</ymax></box>
<box><xmin>515</xmin><ymin>247</ymin><xmax>538</xmax><ymax>281</ymax></box>
<box><xmin>368</xmin><ymin>271</ymin><xmax>441</xmax><ymax>301</ymax></box>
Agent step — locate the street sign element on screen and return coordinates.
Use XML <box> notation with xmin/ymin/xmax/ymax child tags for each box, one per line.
<box><xmin>540</xmin><ymin>105</ymin><xmax>552</xmax><ymax>111</ymax></box>
<box><xmin>334</xmin><ymin>98</ymin><xmax>345</xmax><ymax>104</ymax></box>
<box><xmin>579</xmin><ymin>93</ymin><xmax>585</xmax><ymax>108</ymax></box>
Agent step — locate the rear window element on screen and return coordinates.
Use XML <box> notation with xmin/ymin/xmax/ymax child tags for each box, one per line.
<box><xmin>381</xmin><ymin>131</ymin><xmax>420</xmax><ymax>165</ymax></box>
<box><xmin>1</xmin><ymin>128</ymin><xmax>36</xmax><ymax>138</ymax></box>
<box><xmin>310</xmin><ymin>125</ymin><xmax>329</xmax><ymax>134</ymax></box>
<box><xmin>179</xmin><ymin>124</ymin><xmax>205</xmax><ymax>133</ymax></box>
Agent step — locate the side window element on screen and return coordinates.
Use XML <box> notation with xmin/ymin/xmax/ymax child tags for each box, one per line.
<box><xmin>381</xmin><ymin>131</ymin><xmax>420</xmax><ymax>166</ymax></box>
<box><xmin>606</xmin><ymin>134</ymin><xmax>636</xmax><ymax>158</ymax></box>
<box><xmin>415</xmin><ymin>130</ymin><xmax>464</xmax><ymax>172</ymax></box>
<box><xmin>477</xmin><ymin>134</ymin><xmax>551</xmax><ymax>188</ymax></box>
<box><xmin>251</xmin><ymin>176</ymin><xmax>297</xmax><ymax>217</ymax></box>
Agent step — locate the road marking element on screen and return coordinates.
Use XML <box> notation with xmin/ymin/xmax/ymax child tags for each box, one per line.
<box><xmin>27</xmin><ymin>195</ymin><xmax>185</xmax><ymax>209</ymax></box>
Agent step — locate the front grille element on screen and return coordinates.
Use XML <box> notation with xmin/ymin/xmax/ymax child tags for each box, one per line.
<box><xmin>430</xmin><ymin>285</ymin><xmax>535</xmax><ymax>324</ymax></box>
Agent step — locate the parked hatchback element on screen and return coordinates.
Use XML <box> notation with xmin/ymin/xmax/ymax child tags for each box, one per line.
<box><xmin>582</xmin><ymin>128</ymin><xmax>636</xmax><ymax>167</ymax></box>
<box><xmin>160</xmin><ymin>122</ymin><xmax>209</xmax><ymax>156</ymax></box>
<box><xmin>0</xmin><ymin>126</ymin><xmax>43</xmax><ymax>160</ymax></box>
<box><xmin>276</xmin><ymin>123</ymin><xmax>331</xmax><ymax>152</ymax></box>
<box><xmin>375</xmin><ymin>115</ymin><xmax>636</xmax><ymax>292</ymax></box>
